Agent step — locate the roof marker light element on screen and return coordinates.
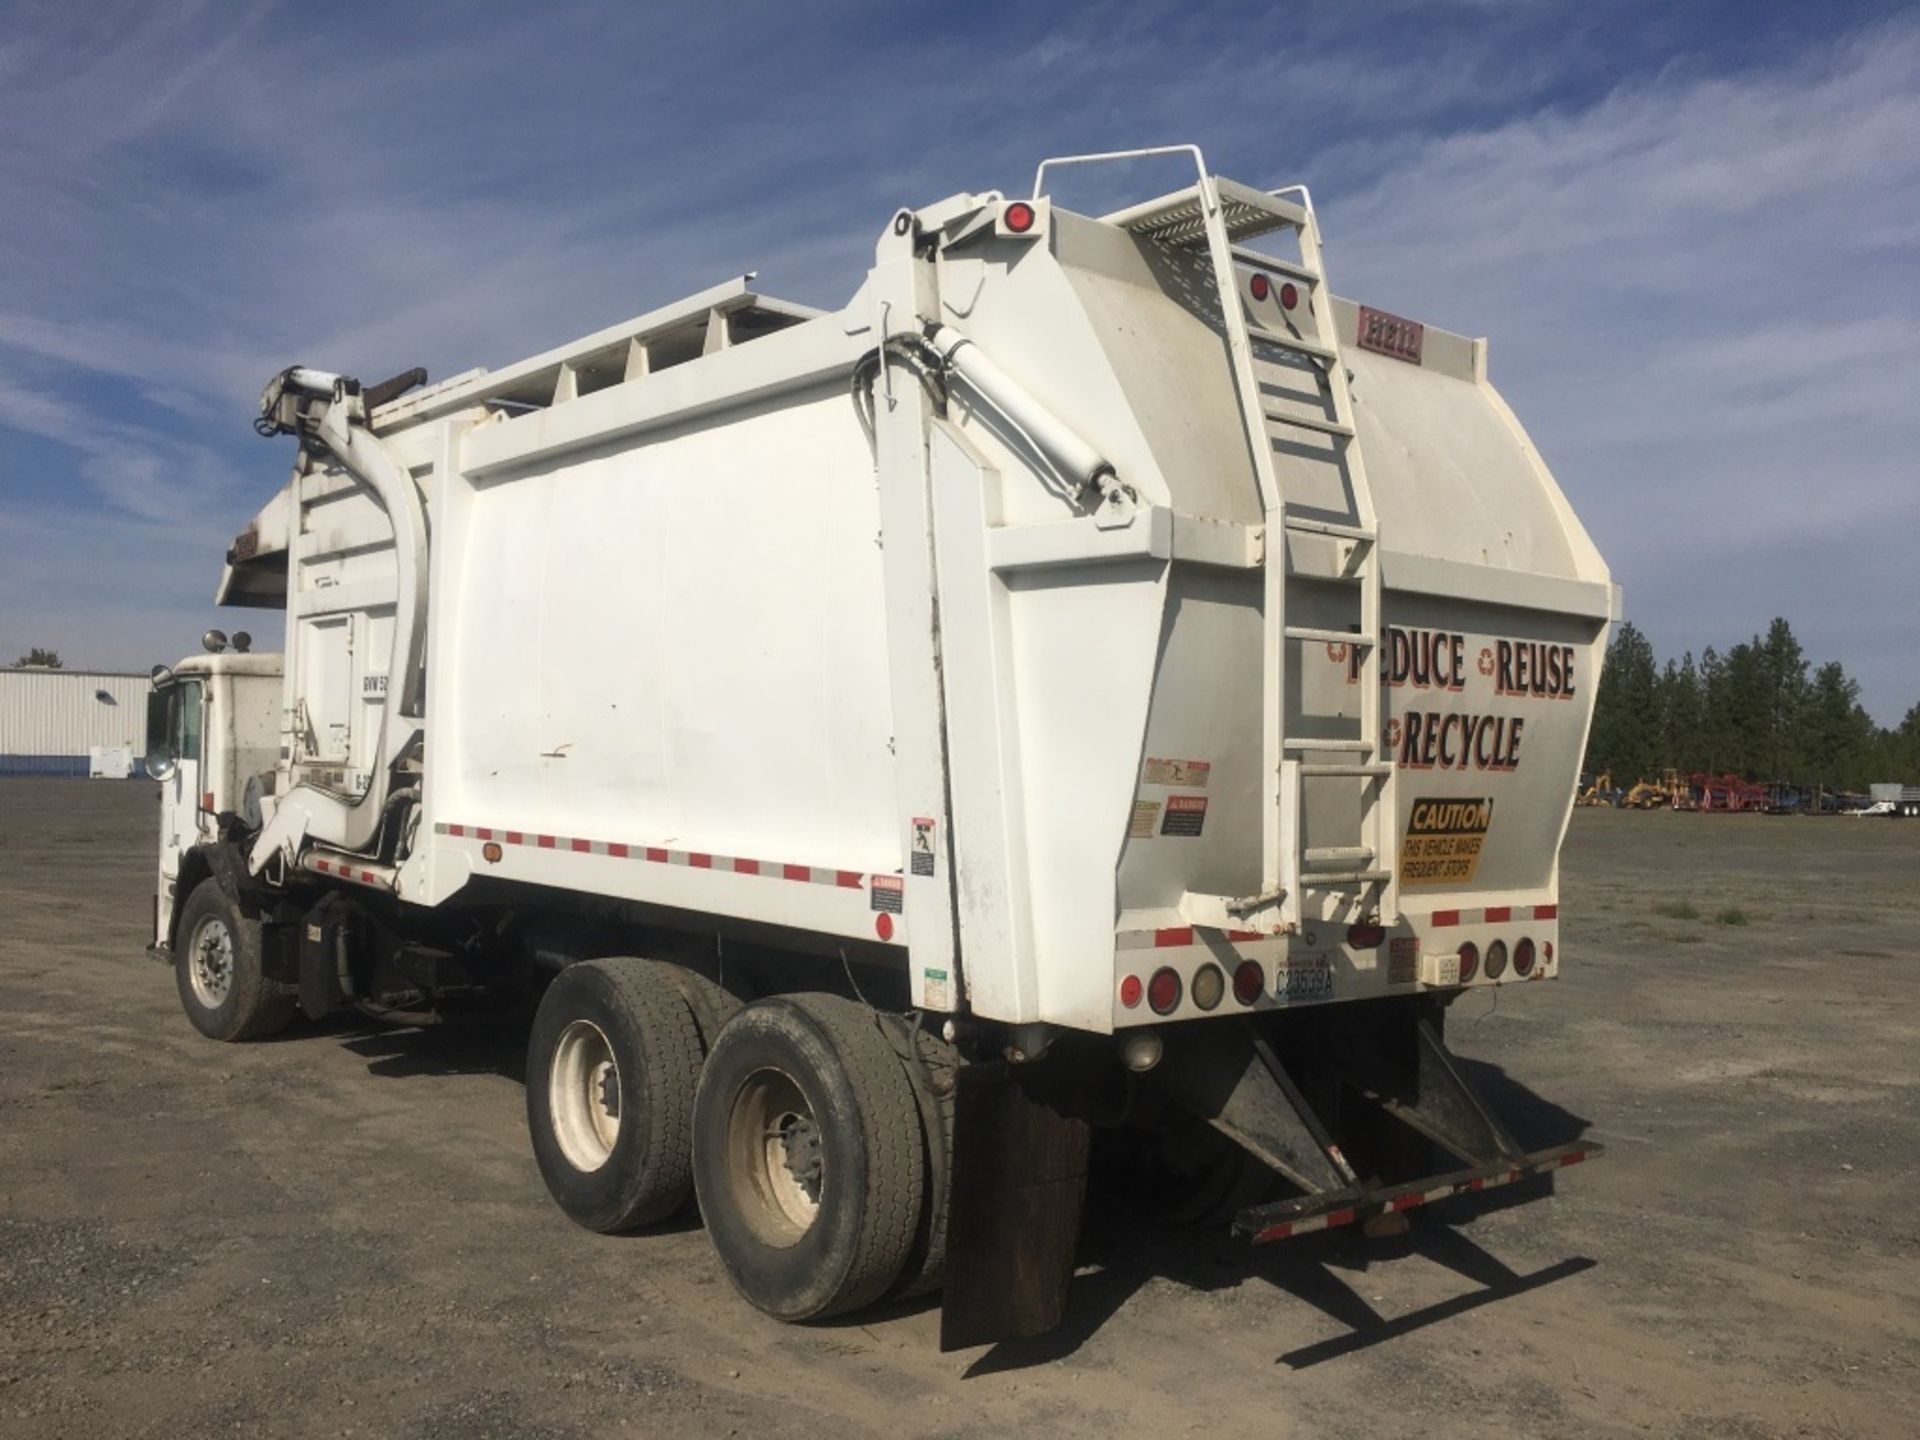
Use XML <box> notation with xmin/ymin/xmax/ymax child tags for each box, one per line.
<box><xmin>1003</xmin><ymin>201</ymin><xmax>1036</xmax><ymax>234</ymax></box>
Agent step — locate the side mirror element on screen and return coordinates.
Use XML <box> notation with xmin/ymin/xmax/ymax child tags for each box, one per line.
<box><xmin>145</xmin><ymin>686</ymin><xmax>178</xmax><ymax>781</ymax></box>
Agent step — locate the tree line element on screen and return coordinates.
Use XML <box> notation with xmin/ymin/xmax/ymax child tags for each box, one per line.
<box><xmin>1584</xmin><ymin>617</ymin><xmax>1917</xmax><ymax>791</ymax></box>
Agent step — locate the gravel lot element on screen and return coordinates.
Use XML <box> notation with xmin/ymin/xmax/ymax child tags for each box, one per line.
<box><xmin>2</xmin><ymin>779</ymin><xmax>1916</xmax><ymax>1438</ymax></box>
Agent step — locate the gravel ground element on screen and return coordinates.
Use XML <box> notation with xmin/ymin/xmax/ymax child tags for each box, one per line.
<box><xmin>1</xmin><ymin>779</ymin><xmax>1916</xmax><ymax>1438</ymax></box>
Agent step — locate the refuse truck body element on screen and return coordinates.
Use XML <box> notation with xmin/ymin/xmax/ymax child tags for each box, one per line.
<box><xmin>147</xmin><ymin>149</ymin><xmax>1613</xmax><ymax>1349</ymax></box>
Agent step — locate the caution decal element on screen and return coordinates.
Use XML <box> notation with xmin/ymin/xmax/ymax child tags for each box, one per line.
<box><xmin>1399</xmin><ymin>796</ymin><xmax>1493</xmax><ymax>888</ymax></box>
<box><xmin>1160</xmin><ymin>795</ymin><xmax>1208</xmax><ymax>838</ymax></box>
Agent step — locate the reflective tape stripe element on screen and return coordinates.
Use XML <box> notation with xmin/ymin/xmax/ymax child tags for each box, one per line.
<box><xmin>432</xmin><ymin>823</ymin><xmax>874</xmax><ymax>892</ymax></box>
<box><xmin>1425</xmin><ymin>904</ymin><xmax>1557</xmax><ymax>928</ymax></box>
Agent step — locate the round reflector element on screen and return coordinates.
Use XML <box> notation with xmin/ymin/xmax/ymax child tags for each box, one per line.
<box><xmin>1485</xmin><ymin>939</ymin><xmax>1509</xmax><ymax>980</ymax></box>
<box><xmin>1457</xmin><ymin>941</ymin><xmax>1480</xmax><ymax>982</ymax></box>
<box><xmin>1147</xmin><ymin>967</ymin><xmax>1182</xmax><ymax>1016</ymax></box>
<box><xmin>1004</xmin><ymin>201</ymin><xmax>1036</xmax><ymax>234</ymax></box>
<box><xmin>1191</xmin><ymin>963</ymin><xmax>1225</xmax><ymax>1011</ymax></box>
<box><xmin>1249</xmin><ymin>272</ymin><xmax>1271</xmax><ymax>301</ymax></box>
<box><xmin>1233</xmin><ymin>960</ymin><xmax>1264</xmax><ymax>1006</ymax></box>
<box><xmin>1513</xmin><ymin>937</ymin><xmax>1536</xmax><ymax>976</ymax></box>
<box><xmin>1119</xmin><ymin>974</ymin><xmax>1143</xmax><ymax>1009</ymax></box>
<box><xmin>1280</xmin><ymin>282</ymin><xmax>1299</xmax><ymax>310</ymax></box>
<box><xmin>1347</xmin><ymin>920</ymin><xmax>1385</xmax><ymax>949</ymax></box>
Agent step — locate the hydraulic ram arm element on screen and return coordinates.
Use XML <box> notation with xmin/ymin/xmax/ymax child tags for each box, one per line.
<box><xmin>247</xmin><ymin>368</ymin><xmax>429</xmax><ymax>873</ymax></box>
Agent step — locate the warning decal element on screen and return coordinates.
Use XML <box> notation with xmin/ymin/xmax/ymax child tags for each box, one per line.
<box><xmin>1160</xmin><ymin>795</ymin><xmax>1208</xmax><ymax>838</ymax></box>
<box><xmin>1399</xmin><ymin>797</ymin><xmax>1493</xmax><ymax>888</ymax></box>
<box><xmin>910</xmin><ymin>817</ymin><xmax>936</xmax><ymax>877</ymax></box>
<box><xmin>870</xmin><ymin>875</ymin><xmax>904</xmax><ymax>913</ymax></box>
<box><xmin>1143</xmin><ymin>757</ymin><xmax>1211</xmax><ymax>788</ymax></box>
<box><xmin>1129</xmin><ymin>801</ymin><xmax>1162</xmax><ymax>839</ymax></box>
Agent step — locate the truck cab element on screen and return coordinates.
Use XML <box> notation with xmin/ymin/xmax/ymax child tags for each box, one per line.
<box><xmin>146</xmin><ymin>649</ymin><xmax>283</xmax><ymax>949</ymax></box>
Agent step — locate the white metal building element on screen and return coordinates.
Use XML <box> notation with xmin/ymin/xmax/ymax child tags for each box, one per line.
<box><xmin>0</xmin><ymin>668</ymin><xmax>152</xmax><ymax>776</ymax></box>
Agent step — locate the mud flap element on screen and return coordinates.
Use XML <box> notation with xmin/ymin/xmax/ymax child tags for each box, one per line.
<box><xmin>938</xmin><ymin>1060</ymin><xmax>1090</xmax><ymax>1352</ymax></box>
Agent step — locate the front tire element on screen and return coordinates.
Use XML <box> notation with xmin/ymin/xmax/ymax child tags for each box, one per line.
<box><xmin>692</xmin><ymin>994</ymin><xmax>924</xmax><ymax>1321</ymax></box>
<box><xmin>173</xmin><ymin>880</ymin><xmax>295</xmax><ymax>1042</ymax></box>
<box><xmin>525</xmin><ymin>959</ymin><xmax>705</xmax><ymax>1233</ymax></box>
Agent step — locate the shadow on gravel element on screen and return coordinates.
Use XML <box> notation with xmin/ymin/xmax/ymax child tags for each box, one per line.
<box><xmin>289</xmin><ymin>1013</ymin><xmax>1598</xmax><ymax>1379</ymax></box>
<box><xmin>968</xmin><ymin>1060</ymin><xmax>1597</xmax><ymax>1378</ymax></box>
<box><xmin>282</xmin><ymin>1012</ymin><xmax>531</xmax><ymax>1083</ymax></box>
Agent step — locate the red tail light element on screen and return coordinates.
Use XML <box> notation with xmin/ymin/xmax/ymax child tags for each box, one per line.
<box><xmin>1457</xmin><ymin>941</ymin><xmax>1480</xmax><ymax>982</ymax></box>
<box><xmin>1119</xmin><ymin>974</ymin><xmax>1143</xmax><ymax>1009</ymax></box>
<box><xmin>1484</xmin><ymin>939</ymin><xmax>1509</xmax><ymax>980</ymax></box>
<box><xmin>1280</xmin><ymin>282</ymin><xmax>1299</xmax><ymax>309</ymax></box>
<box><xmin>1347</xmin><ymin>921</ymin><xmax>1385</xmax><ymax>949</ymax></box>
<box><xmin>1513</xmin><ymin>937</ymin><xmax>1536</xmax><ymax>976</ymax></box>
<box><xmin>1147</xmin><ymin>967</ymin><xmax>1182</xmax><ymax>1015</ymax></box>
<box><xmin>1233</xmin><ymin>960</ymin><xmax>1264</xmax><ymax>1006</ymax></box>
<box><xmin>1003</xmin><ymin>201</ymin><xmax>1036</xmax><ymax>234</ymax></box>
<box><xmin>1250</xmin><ymin>272</ymin><xmax>1271</xmax><ymax>301</ymax></box>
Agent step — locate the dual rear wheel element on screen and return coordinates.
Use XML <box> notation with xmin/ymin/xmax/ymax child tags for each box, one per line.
<box><xmin>525</xmin><ymin>961</ymin><xmax>935</xmax><ymax>1320</ymax></box>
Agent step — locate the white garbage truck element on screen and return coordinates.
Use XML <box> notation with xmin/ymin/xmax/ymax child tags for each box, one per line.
<box><xmin>145</xmin><ymin>148</ymin><xmax>1613</xmax><ymax>1348</ymax></box>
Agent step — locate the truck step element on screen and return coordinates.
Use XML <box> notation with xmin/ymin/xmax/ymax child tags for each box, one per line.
<box><xmin>1282</xmin><ymin>738</ymin><xmax>1373</xmax><ymax>752</ymax></box>
<box><xmin>1302</xmin><ymin>845</ymin><xmax>1374</xmax><ymax>866</ymax></box>
<box><xmin>1263</xmin><ymin>407</ymin><xmax>1354</xmax><ymax>439</ymax></box>
<box><xmin>1298</xmin><ymin>762</ymin><xmax>1392</xmax><ymax>778</ymax></box>
<box><xmin>1247</xmin><ymin>325</ymin><xmax>1337</xmax><ymax>365</ymax></box>
<box><xmin>1284</xmin><ymin>624</ymin><xmax>1370</xmax><ymax>648</ymax></box>
<box><xmin>1237</xmin><ymin>1142</ymin><xmax>1603</xmax><ymax>1244</ymax></box>
<box><xmin>1229</xmin><ymin>246</ymin><xmax>1319</xmax><ymax>285</ymax></box>
<box><xmin>1282</xmin><ymin>515</ymin><xmax>1375</xmax><ymax>542</ymax></box>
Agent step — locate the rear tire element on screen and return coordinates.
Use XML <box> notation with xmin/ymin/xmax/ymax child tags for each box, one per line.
<box><xmin>525</xmin><ymin>959</ymin><xmax>705</xmax><ymax>1233</ymax></box>
<box><xmin>692</xmin><ymin>994</ymin><xmax>924</xmax><ymax>1321</ymax></box>
<box><xmin>173</xmin><ymin>880</ymin><xmax>295</xmax><ymax>1042</ymax></box>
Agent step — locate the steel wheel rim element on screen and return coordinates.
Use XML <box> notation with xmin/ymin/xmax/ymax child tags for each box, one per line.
<box><xmin>188</xmin><ymin>916</ymin><xmax>234</xmax><ymax>1008</ymax></box>
<box><xmin>549</xmin><ymin>1019</ymin><xmax>622</xmax><ymax>1172</ymax></box>
<box><xmin>727</xmin><ymin>1067</ymin><xmax>823</xmax><ymax>1246</ymax></box>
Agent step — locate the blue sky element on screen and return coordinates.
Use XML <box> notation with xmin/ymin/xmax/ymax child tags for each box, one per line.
<box><xmin>2</xmin><ymin>1</ymin><xmax>1915</xmax><ymax>722</ymax></box>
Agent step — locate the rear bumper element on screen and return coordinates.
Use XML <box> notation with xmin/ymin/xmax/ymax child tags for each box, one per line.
<box><xmin>1235</xmin><ymin>1139</ymin><xmax>1600</xmax><ymax>1243</ymax></box>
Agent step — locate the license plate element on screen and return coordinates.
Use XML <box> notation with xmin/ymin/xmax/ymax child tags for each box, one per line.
<box><xmin>1276</xmin><ymin>958</ymin><xmax>1334</xmax><ymax>1001</ymax></box>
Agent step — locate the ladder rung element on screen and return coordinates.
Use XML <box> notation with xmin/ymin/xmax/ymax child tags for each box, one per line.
<box><xmin>1247</xmin><ymin>326</ymin><xmax>1337</xmax><ymax>364</ymax></box>
<box><xmin>1283</xmin><ymin>738</ymin><xmax>1373</xmax><ymax>752</ymax></box>
<box><xmin>1301</xmin><ymin>869</ymin><xmax>1391</xmax><ymax>887</ymax></box>
<box><xmin>1230</xmin><ymin>247</ymin><xmax>1319</xmax><ymax>285</ymax></box>
<box><xmin>1303</xmin><ymin>846</ymin><xmax>1374</xmax><ymax>865</ymax></box>
<box><xmin>1285</xmin><ymin>625</ymin><xmax>1371</xmax><ymax>648</ymax></box>
<box><xmin>1282</xmin><ymin>516</ymin><xmax>1376</xmax><ymax>542</ymax></box>
<box><xmin>1298</xmin><ymin>763</ymin><xmax>1392</xmax><ymax>778</ymax></box>
<box><xmin>1263</xmin><ymin>407</ymin><xmax>1354</xmax><ymax>439</ymax></box>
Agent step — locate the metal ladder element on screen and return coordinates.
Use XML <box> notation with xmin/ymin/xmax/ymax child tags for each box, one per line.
<box><xmin>1105</xmin><ymin>168</ymin><xmax>1398</xmax><ymax>930</ymax></box>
